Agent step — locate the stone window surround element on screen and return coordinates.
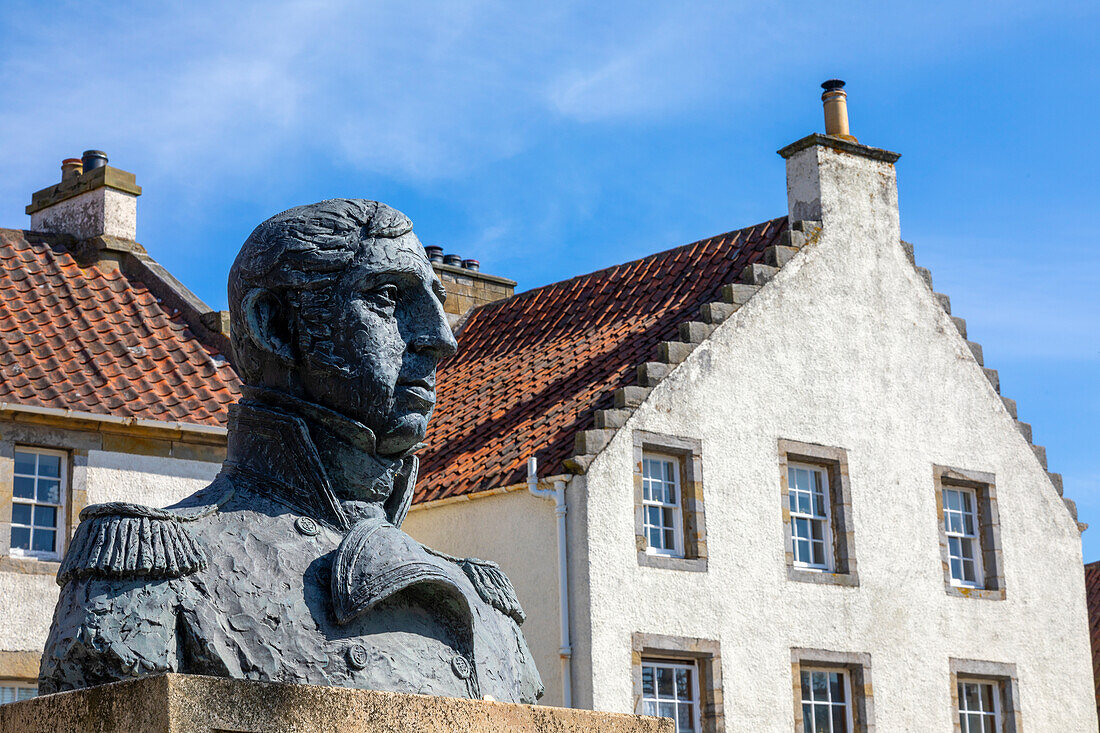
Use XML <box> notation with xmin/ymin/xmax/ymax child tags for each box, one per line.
<box><xmin>949</xmin><ymin>658</ymin><xmax>1022</xmax><ymax>733</ymax></box>
<box><xmin>778</xmin><ymin>439</ymin><xmax>859</xmax><ymax>587</ymax></box>
<box><xmin>8</xmin><ymin>444</ymin><xmax>68</xmax><ymax>562</ymax></box>
<box><xmin>790</xmin><ymin>648</ymin><xmax>875</xmax><ymax>733</ymax></box>
<box><xmin>0</xmin><ymin>424</ymin><xmax>92</xmax><ymax>577</ymax></box>
<box><xmin>632</xmin><ymin>632</ymin><xmax>724</xmax><ymax>733</ymax></box>
<box><xmin>933</xmin><ymin>465</ymin><xmax>1006</xmax><ymax>601</ymax></box>
<box><xmin>633</xmin><ymin>431</ymin><xmax>708</xmax><ymax>572</ymax></box>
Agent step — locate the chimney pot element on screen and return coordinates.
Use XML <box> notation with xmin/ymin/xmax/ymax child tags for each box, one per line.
<box><xmin>461</xmin><ymin>258</ymin><xmax>480</xmax><ymax>272</ymax></box>
<box><xmin>81</xmin><ymin>150</ymin><xmax>108</xmax><ymax>171</ymax></box>
<box><xmin>820</xmin><ymin>80</ymin><xmax>856</xmax><ymax>143</ymax></box>
<box><xmin>425</xmin><ymin>245</ymin><xmax>445</xmax><ymax>264</ymax></box>
<box><xmin>61</xmin><ymin>158</ymin><xmax>83</xmax><ymax>181</ymax></box>
<box><xmin>443</xmin><ymin>254</ymin><xmax>462</xmax><ymax>266</ymax></box>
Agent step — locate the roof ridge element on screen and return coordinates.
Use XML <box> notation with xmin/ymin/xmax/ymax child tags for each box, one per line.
<box><xmin>464</xmin><ymin>216</ymin><xmax>788</xmax><ymax>319</ymax></box>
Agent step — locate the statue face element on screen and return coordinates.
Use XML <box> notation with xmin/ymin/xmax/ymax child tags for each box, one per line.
<box><xmin>298</xmin><ymin>231</ymin><xmax>457</xmax><ymax>455</ymax></box>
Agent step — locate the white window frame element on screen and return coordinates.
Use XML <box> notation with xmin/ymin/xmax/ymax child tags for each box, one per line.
<box><xmin>943</xmin><ymin>486</ymin><xmax>984</xmax><ymax>588</ymax></box>
<box><xmin>787</xmin><ymin>462</ymin><xmax>834</xmax><ymax>571</ymax></box>
<box><xmin>957</xmin><ymin>678</ymin><xmax>1002</xmax><ymax>732</ymax></box>
<box><xmin>799</xmin><ymin>667</ymin><xmax>854</xmax><ymax>733</ymax></box>
<box><xmin>640</xmin><ymin>659</ymin><xmax>702</xmax><ymax>733</ymax></box>
<box><xmin>9</xmin><ymin>446</ymin><xmax>67</xmax><ymax>561</ymax></box>
<box><xmin>0</xmin><ymin>680</ymin><xmax>38</xmax><ymax>705</ymax></box>
<box><xmin>641</xmin><ymin>452</ymin><xmax>684</xmax><ymax>558</ymax></box>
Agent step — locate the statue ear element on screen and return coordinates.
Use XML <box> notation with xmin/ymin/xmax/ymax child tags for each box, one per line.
<box><xmin>241</xmin><ymin>288</ymin><xmax>296</xmax><ymax>365</ymax></box>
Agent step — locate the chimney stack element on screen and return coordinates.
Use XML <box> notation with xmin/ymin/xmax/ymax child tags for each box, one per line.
<box><xmin>778</xmin><ymin>80</ymin><xmax>901</xmax><ymax>245</ymax></box>
<box><xmin>427</xmin><ymin>249</ymin><xmax>516</xmax><ymax>327</ymax></box>
<box><xmin>26</xmin><ymin>151</ymin><xmax>141</xmax><ymax>242</ymax></box>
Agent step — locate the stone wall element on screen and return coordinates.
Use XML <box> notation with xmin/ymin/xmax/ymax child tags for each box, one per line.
<box><xmin>0</xmin><ymin>673</ymin><xmax>672</xmax><ymax>733</ymax></box>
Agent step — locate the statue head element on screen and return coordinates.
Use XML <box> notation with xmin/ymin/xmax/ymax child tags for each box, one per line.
<box><xmin>228</xmin><ymin>199</ymin><xmax>457</xmax><ymax>456</ymax></box>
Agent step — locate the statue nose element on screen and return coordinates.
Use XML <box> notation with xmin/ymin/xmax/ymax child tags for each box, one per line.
<box><xmin>409</xmin><ymin>321</ymin><xmax>457</xmax><ymax>361</ymax></box>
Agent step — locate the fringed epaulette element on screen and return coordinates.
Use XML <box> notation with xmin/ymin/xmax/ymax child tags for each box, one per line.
<box><xmin>424</xmin><ymin>546</ymin><xmax>526</xmax><ymax>624</ymax></box>
<box><xmin>57</xmin><ymin>479</ymin><xmax>232</xmax><ymax>587</ymax></box>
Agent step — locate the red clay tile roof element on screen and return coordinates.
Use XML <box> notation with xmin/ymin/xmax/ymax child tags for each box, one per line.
<box><xmin>0</xmin><ymin>228</ymin><xmax>241</xmax><ymax>426</ymax></box>
<box><xmin>415</xmin><ymin>216</ymin><xmax>787</xmax><ymax>503</ymax></box>
<box><xmin>1085</xmin><ymin>561</ymin><xmax>1100</xmax><ymax>709</ymax></box>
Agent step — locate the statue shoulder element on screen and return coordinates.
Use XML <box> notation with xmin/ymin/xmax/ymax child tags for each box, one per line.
<box><xmin>424</xmin><ymin>546</ymin><xmax>526</xmax><ymax>624</ymax></box>
<box><xmin>57</xmin><ymin>477</ymin><xmax>234</xmax><ymax>587</ymax></box>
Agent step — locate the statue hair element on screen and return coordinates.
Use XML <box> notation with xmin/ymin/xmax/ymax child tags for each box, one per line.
<box><xmin>228</xmin><ymin>199</ymin><xmax>414</xmax><ymax>385</ymax></box>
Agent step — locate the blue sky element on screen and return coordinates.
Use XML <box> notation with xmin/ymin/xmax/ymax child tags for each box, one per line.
<box><xmin>2</xmin><ymin>2</ymin><xmax>1097</xmax><ymax>555</ymax></box>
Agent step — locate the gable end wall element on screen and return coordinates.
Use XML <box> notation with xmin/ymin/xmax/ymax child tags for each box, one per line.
<box><xmin>575</xmin><ymin>216</ymin><xmax>1096</xmax><ymax>729</ymax></box>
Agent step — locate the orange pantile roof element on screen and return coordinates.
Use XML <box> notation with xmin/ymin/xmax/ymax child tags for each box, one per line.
<box><xmin>0</xmin><ymin>229</ymin><xmax>241</xmax><ymax>426</ymax></box>
<box><xmin>1085</xmin><ymin>561</ymin><xmax>1100</xmax><ymax>710</ymax></box>
<box><xmin>415</xmin><ymin>216</ymin><xmax>787</xmax><ymax>503</ymax></box>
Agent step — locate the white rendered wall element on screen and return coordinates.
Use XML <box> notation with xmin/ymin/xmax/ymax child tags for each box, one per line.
<box><xmin>575</xmin><ymin>148</ymin><xmax>1096</xmax><ymax>729</ymax></box>
<box><xmin>30</xmin><ymin>188</ymin><xmax>137</xmax><ymax>241</ymax></box>
<box><xmin>404</xmin><ymin>490</ymin><xmax>565</xmax><ymax>706</ymax></box>
<box><xmin>83</xmin><ymin>449</ymin><xmax>218</xmax><ymax>508</ymax></box>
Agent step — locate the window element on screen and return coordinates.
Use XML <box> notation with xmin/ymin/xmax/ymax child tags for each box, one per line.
<box><xmin>788</xmin><ymin>463</ymin><xmax>832</xmax><ymax>570</ymax></box>
<box><xmin>632</xmin><ymin>633</ymin><xmax>724</xmax><ymax>733</ymax></box>
<box><xmin>778</xmin><ymin>441</ymin><xmax>859</xmax><ymax>587</ymax></box>
<box><xmin>10</xmin><ymin>447</ymin><xmax>66</xmax><ymax>560</ymax></box>
<box><xmin>641</xmin><ymin>660</ymin><xmax>701</xmax><ymax>733</ymax></box>
<box><xmin>799</xmin><ymin>668</ymin><xmax>852</xmax><ymax>733</ymax></box>
<box><xmin>0</xmin><ymin>683</ymin><xmax>37</xmax><ymax>705</ymax></box>
<box><xmin>957</xmin><ymin>679</ymin><xmax>1001</xmax><ymax>732</ymax></box>
<box><xmin>934</xmin><ymin>466</ymin><xmax>1005</xmax><ymax>600</ymax></box>
<box><xmin>633</xmin><ymin>432</ymin><xmax>708</xmax><ymax>572</ymax></box>
<box><xmin>950</xmin><ymin>660</ymin><xmax>1020</xmax><ymax>733</ymax></box>
<box><xmin>943</xmin><ymin>487</ymin><xmax>982</xmax><ymax>587</ymax></box>
<box><xmin>642</xmin><ymin>454</ymin><xmax>683</xmax><ymax>557</ymax></box>
<box><xmin>790</xmin><ymin>649</ymin><xmax>874</xmax><ymax>733</ymax></box>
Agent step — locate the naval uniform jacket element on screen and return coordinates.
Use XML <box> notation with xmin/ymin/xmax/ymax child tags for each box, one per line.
<box><xmin>38</xmin><ymin>397</ymin><xmax>544</xmax><ymax>703</ymax></box>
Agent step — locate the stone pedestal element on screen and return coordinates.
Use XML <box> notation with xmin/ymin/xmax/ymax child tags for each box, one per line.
<box><xmin>0</xmin><ymin>674</ymin><xmax>672</xmax><ymax>733</ymax></box>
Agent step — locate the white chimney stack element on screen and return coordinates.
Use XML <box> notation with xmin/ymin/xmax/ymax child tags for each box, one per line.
<box><xmin>26</xmin><ymin>150</ymin><xmax>141</xmax><ymax>241</ymax></box>
<box><xmin>778</xmin><ymin>80</ymin><xmax>901</xmax><ymax>246</ymax></box>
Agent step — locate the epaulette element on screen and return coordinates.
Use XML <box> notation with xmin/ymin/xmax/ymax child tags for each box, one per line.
<box><xmin>424</xmin><ymin>546</ymin><xmax>526</xmax><ymax>624</ymax></box>
<box><xmin>56</xmin><ymin>478</ymin><xmax>233</xmax><ymax>587</ymax></box>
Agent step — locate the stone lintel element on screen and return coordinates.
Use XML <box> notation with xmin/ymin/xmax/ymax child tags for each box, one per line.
<box><xmin>26</xmin><ymin>166</ymin><xmax>142</xmax><ymax>215</ymax></box>
<box><xmin>0</xmin><ymin>674</ymin><xmax>673</xmax><ymax>733</ymax></box>
<box><xmin>777</xmin><ymin>133</ymin><xmax>901</xmax><ymax>164</ymax></box>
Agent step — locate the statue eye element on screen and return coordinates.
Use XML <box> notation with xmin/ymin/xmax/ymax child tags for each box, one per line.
<box><xmin>368</xmin><ymin>284</ymin><xmax>399</xmax><ymax>308</ymax></box>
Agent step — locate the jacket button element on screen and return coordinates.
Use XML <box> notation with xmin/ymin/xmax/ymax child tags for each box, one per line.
<box><xmin>451</xmin><ymin>653</ymin><xmax>472</xmax><ymax>679</ymax></box>
<box><xmin>295</xmin><ymin>516</ymin><xmax>320</xmax><ymax>536</ymax></box>
<box><xmin>347</xmin><ymin>644</ymin><xmax>369</xmax><ymax>670</ymax></box>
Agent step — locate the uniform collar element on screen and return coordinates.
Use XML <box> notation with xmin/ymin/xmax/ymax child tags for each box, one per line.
<box><xmin>225</xmin><ymin>388</ymin><xmax>420</xmax><ymax>532</ymax></box>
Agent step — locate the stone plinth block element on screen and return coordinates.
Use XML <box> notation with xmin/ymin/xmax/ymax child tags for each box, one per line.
<box><xmin>0</xmin><ymin>674</ymin><xmax>672</xmax><ymax>733</ymax></box>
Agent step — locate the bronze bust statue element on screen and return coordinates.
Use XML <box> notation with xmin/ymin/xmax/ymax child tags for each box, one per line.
<box><xmin>39</xmin><ymin>200</ymin><xmax>543</xmax><ymax>703</ymax></box>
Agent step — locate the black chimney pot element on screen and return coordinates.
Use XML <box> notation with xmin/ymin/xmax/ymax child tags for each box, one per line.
<box><xmin>821</xmin><ymin>79</ymin><xmax>846</xmax><ymax>92</ymax></box>
<box><xmin>81</xmin><ymin>150</ymin><xmax>108</xmax><ymax>171</ymax></box>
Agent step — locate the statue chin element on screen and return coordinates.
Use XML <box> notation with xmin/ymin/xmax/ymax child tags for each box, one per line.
<box><xmin>376</xmin><ymin>412</ymin><xmax>430</xmax><ymax>456</ymax></box>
